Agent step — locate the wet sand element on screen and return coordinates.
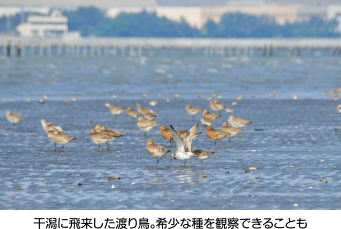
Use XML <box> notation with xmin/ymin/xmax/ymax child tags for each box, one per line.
<box><xmin>1</xmin><ymin>99</ymin><xmax>341</xmax><ymax>209</ymax></box>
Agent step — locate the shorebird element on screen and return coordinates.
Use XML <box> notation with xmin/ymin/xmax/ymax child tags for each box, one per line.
<box><xmin>146</xmin><ymin>139</ymin><xmax>171</xmax><ymax>167</ymax></box>
<box><xmin>143</xmin><ymin>112</ymin><xmax>156</xmax><ymax>121</ymax></box>
<box><xmin>160</xmin><ymin>125</ymin><xmax>202</xmax><ymax>144</ymax></box>
<box><xmin>50</xmin><ymin>130</ymin><xmax>76</xmax><ymax>150</ymax></box>
<box><xmin>178</xmin><ymin>129</ymin><xmax>202</xmax><ymax>141</ymax></box>
<box><xmin>192</xmin><ymin>147</ymin><xmax>215</xmax><ymax>166</ymax></box>
<box><xmin>252</xmin><ymin>93</ymin><xmax>257</xmax><ymax>98</ymax></box>
<box><xmin>200</xmin><ymin>118</ymin><xmax>212</xmax><ymax>126</ymax></box>
<box><xmin>228</xmin><ymin>115</ymin><xmax>252</xmax><ymax>128</ymax></box>
<box><xmin>42</xmin><ymin>95</ymin><xmax>50</xmax><ymax>100</ymax></box>
<box><xmin>160</xmin><ymin>126</ymin><xmax>173</xmax><ymax>143</ymax></box>
<box><xmin>90</xmin><ymin>128</ymin><xmax>115</xmax><ymax>150</ymax></box>
<box><xmin>209</xmin><ymin>100</ymin><xmax>226</xmax><ymax>114</ymax></box>
<box><xmin>232</xmin><ymin>101</ymin><xmax>238</xmax><ymax>107</ymax></box>
<box><xmin>143</xmin><ymin>93</ymin><xmax>148</xmax><ymax>98</ymax></box>
<box><xmin>63</xmin><ymin>99</ymin><xmax>69</xmax><ymax>103</ymax></box>
<box><xmin>173</xmin><ymin>93</ymin><xmax>180</xmax><ymax>98</ymax></box>
<box><xmin>225</xmin><ymin>108</ymin><xmax>234</xmax><ymax>113</ymax></box>
<box><xmin>6</xmin><ymin>110</ymin><xmax>23</xmax><ymax>126</ymax></box>
<box><xmin>105</xmin><ymin>103</ymin><xmax>126</xmax><ymax>119</ymax></box>
<box><xmin>337</xmin><ymin>105</ymin><xmax>341</xmax><ymax>114</ymax></box>
<box><xmin>186</xmin><ymin>105</ymin><xmax>203</xmax><ymax>120</ymax></box>
<box><xmin>112</xmin><ymin>94</ymin><xmax>117</xmax><ymax>99</ymax></box>
<box><xmin>135</xmin><ymin>102</ymin><xmax>156</xmax><ymax>115</ymax></box>
<box><xmin>209</xmin><ymin>101</ymin><xmax>219</xmax><ymax>113</ymax></box>
<box><xmin>26</xmin><ymin>98</ymin><xmax>31</xmax><ymax>102</ymax></box>
<box><xmin>203</xmin><ymin>109</ymin><xmax>220</xmax><ymax>122</ymax></box>
<box><xmin>197</xmin><ymin>93</ymin><xmax>201</xmax><ymax>98</ymax></box>
<box><xmin>137</xmin><ymin>117</ymin><xmax>159</xmax><ymax>138</ymax></box>
<box><xmin>216</xmin><ymin>94</ymin><xmax>223</xmax><ymax>98</ymax></box>
<box><xmin>292</xmin><ymin>94</ymin><xmax>299</xmax><ymax>100</ymax></box>
<box><xmin>47</xmin><ymin>130</ymin><xmax>57</xmax><ymax>151</ymax></box>
<box><xmin>149</xmin><ymin>100</ymin><xmax>158</xmax><ymax>106</ymax></box>
<box><xmin>221</xmin><ymin>122</ymin><xmax>242</xmax><ymax>143</ymax></box>
<box><xmin>94</xmin><ymin>125</ymin><xmax>122</xmax><ymax>134</ymax></box>
<box><xmin>165</xmin><ymin>98</ymin><xmax>171</xmax><ymax>103</ymax></box>
<box><xmin>126</xmin><ymin>107</ymin><xmax>141</xmax><ymax>120</ymax></box>
<box><xmin>211</xmin><ymin>92</ymin><xmax>217</xmax><ymax>97</ymax></box>
<box><xmin>269</xmin><ymin>90</ymin><xmax>276</xmax><ymax>97</ymax></box>
<box><xmin>206</xmin><ymin>96</ymin><xmax>213</xmax><ymax>101</ymax></box>
<box><xmin>98</xmin><ymin>126</ymin><xmax>122</xmax><ymax>150</ymax></box>
<box><xmin>333</xmin><ymin>91</ymin><xmax>339</xmax><ymax>100</ymax></box>
<box><xmin>72</xmin><ymin>97</ymin><xmax>78</xmax><ymax>102</ymax></box>
<box><xmin>236</xmin><ymin>95</ymin><xmax>244</xmax><ymax>100</ymax></box>
<box><xmin>41</xmin><ymin>119</ymin><xmax>65</xmax><ymax>133</ymax></box>
<box><xmin>336</xmin><ymin>87</ymin><xmax>341</xmax><ymax>95</ymax></box>
<box><xmin>169</xmin><ymin>123</ymin><xmax>198</xmax><ymax>165</ymax></box>
<box><xmin>206</xmin><ymin>126</ymin><xmax>228</xmax><ymax>147</ymax></box>
<box><xmin>8</xmin><ymin>98</ymin><xmax>12</xmax><ymax>103</ymax></box>
<box><xmin>324</xmin><ymin>89</ymin><xmax>329</xmax><ymax>97</ymax></box>
<box><xmin>100</xmin><ymin>126</ymin><xmax>122</xmax><ymax>135</ymax></box>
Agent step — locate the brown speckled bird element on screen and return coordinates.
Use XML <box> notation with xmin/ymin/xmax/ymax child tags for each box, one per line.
<box><xmin>6</xmin><ymin>110</ymin><xmax>23</xmax><ymax>127</ymax></box>
<box><xmin>146</xmin><ymin>139</ymin><xmax>171</xmax><ymax>167</ymax></box>
<box><xmin>228</xmin><ymin>115</ymin><xmax>252</xmax><ymax>128</ymax></box>
<box><xmin>221</xmin><ymin>122</ymin><xmax>242</xmax><ymax>144</ymax></box>
<box><xmin>203</xmin><ymin>109</ymin><xmax>220</xmax><ymax>122</ymax></box>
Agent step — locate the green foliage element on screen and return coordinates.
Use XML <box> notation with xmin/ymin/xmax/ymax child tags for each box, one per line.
<box><xmin>280</xmin><ymin>16</ymin><xmax>340</xmax><ymax>37</ymax></box>
<box><xmin>203</xmin><ymin>13</ymin><xmax>280</xmax><ymax>37</ymax></box>
<box><xmin>202</xmin><ymin>13</ymin><xmax>339</xmax><ymax>38</ymax></box>
<box><xmin>63</xmin><ymin>7</ymin><xmax>108</xmax><ymax>36</ymax></box>
<box><xmin>97</xmin><ymin>11</ymin><xmax>200</xmax><ymax>37</ymax></box>
<box><xmin>0</xmin><ymin>14</ymin><xmax>23</xmax><ymax>34</ymax></box>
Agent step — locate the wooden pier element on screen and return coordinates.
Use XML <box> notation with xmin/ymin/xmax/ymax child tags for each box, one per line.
<box><xmin>1</xmin><ymin>37</ymin><xmax>341</xmax><ymax>57</ymax></box>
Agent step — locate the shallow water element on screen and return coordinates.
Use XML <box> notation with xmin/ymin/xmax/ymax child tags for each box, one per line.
<box><xmin>1</xmin><ymin>99</ymin><xmax>341</xmax><ymax>210</ymax></box>
<box><xmin>1</xmin><ymin>51</ymin><xmax>341</xmax><ymax>209</ymax></box>
<box><xmin>1</xmin><ymin>50</ymin><xmax>341</xmax><ymax>102</ymax></box>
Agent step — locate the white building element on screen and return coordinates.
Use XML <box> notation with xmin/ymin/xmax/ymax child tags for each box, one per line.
<box><xmin>16</xmin><ymin>10</ymin><xmax>68</xmax><ymax>37</ymax></box>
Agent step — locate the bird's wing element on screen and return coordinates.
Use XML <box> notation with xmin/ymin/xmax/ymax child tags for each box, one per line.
<box><xmin>170</xmin><ymin>124</ymin><xmax>184</xmax><ymax>152</ymax></box>
<box><xmin>185</xmin><ymin>122</ymin><xmax>199</xmax><ymax>151</ymax></box>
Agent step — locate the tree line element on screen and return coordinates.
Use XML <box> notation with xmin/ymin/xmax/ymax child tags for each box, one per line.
<box><xmin>1</xmin><ymin>7</ymin><xmax>339</xmax><ymax>37</ymax></box>
<box><xmin>64</xmin><ymin>7</ymin><xmax>341</xmax><ymax>38</ymax></box>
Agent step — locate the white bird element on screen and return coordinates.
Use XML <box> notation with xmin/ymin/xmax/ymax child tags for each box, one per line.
<box><xmin>169</xmin><ymin>122</ymin><xmax>198</xmax><ymax>165</ymax></box>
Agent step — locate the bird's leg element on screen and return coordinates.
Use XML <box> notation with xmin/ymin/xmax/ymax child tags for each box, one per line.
<box><xmin>115</xmin><ymin>115</ymin><xmax>117</xmax><ymax>120</ymax></box>
<box><xmin>229</xmin><ymin>137</ymin><xmax>230</xmax><ymax>144</ymax></box>
<box><xmin>156</xmin><ymin>159</ymin><xmax>159</xmax><ymax>168</ymax></box>
<box><xmin>193</xmin><ymin>115</ymin><xmax>194</xmax><ymax>120</ymax></box>
<box><xmin>54</xmin><ymin>143</ymin><xmax>56</xmax><ymax>151</ymax></box>
<box><xmin>98</xmin><ymin>144</ymin><xmax>100</xmax><ymax>150</ymax></box>
<box><xmin>107</xmin><ymin>142</ymin><xmax>110</xmax><ymax>150</ymax></box>
<box><xmin>215</xmin><ymin>140</ymin><xmax>217</xmax><ymax>148</ymax></box>
<box><xmin>184</xmin><ymin>160</ymin><xmax>186</xmax><ymax>165</ymax></box>
<box><xmin>13</xmin><ymin>123</ymin><xmax>15</xmax><ymax>127</ymax></box>
<box><xmin>145</xmin><ymin>132</ymin><xmax>146</xmax><ymax>139</ymax></box>
<box><xmin>201</xmin><ymin>161</ymin><xmax>203</xmax><ymax>166</ymax></box>
<box><xmin>62</xmin><ymin>145</ymin><xmax>64</xmax><ymax>150</ymax></box>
